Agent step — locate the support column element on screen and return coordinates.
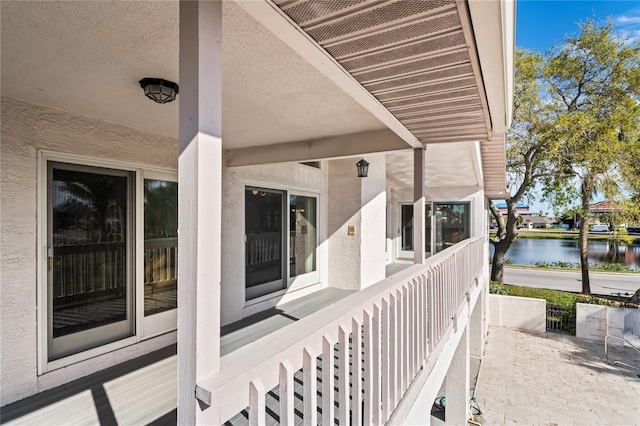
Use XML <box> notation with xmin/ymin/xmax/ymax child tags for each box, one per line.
<box><xmin>469</xmin><ymin>295</ymin><xmax>483</xmax><ymax>359</ymax></box>
<box><xmin>178</xmin><ymin>1</ymin><xmax>222</xmax><ymax>424</ymax></box>
<box><xmin>445</xmin><ymin>326</ymin><xmax>469</xmax><ymax>425</ymax></box>
<box><xmin>413</xmin><ymin>147</ymin><xmax>426</xmax><ymax>264</ymax></box>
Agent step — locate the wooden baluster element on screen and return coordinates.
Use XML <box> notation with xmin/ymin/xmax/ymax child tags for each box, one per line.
<box><xmin>279</xmin><ymin>361</ymin><xmax>295</xmax><ymax>426</ymax></box>
<box><xmin>363</xmin><ymin>310</ymin><xmax>373</xmax><ymax>425</ymax></box>
<box><xmin>381</xmin><ymin>298</ymin><xmax>390</xmax><ymax>422</ymax></box>
<box><xmin>402</xmin><ymin>285</ymin><xmax>409</xmax><ymax>392</ymax></box>
<box><xmin>249</xmin><ymin>379</ymin><xmax>266</xmax><ymax>426</ymax></box>
<box><xmin>372</xmin><ymin>304</ymin><xmax>382</xmax><ymax>425</ymax></box>
<box><xmin>389</xmin><ymin>292</ymin><xmax>398</xmax><ymax>409</ymax></box>
<box><xmin>338</xmin><ymin>326</ymin><xmax>350</xmax><ymax>426</ymax></box>
<box><xmin>351</xmin><ymin>318</ymin><xmax>363</xmax><ymax>426</ymax></box>
<box><xmin>322</xmin><ymin>336</ymin><xmax>335</xmax><ymax>425</ymax></box>
<box><xmin>303</xmin><ymin>347</ymin><xmax>318</xmax><ymax>426</ymax></box>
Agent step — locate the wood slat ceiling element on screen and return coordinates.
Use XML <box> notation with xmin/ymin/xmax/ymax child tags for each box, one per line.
<box><xmin>273</xmin><ymin>0</ymin><xmax>491</xmax><ymax>145</ymax></box>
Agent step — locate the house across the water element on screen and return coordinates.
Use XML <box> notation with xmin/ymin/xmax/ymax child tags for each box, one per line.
<box><xmin>1</xmin><ymin>1</ymin><xmax>514</xmax><ymax>424</ymax></box>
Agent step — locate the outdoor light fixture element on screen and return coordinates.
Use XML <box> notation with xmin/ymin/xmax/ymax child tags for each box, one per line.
<box><xmin>139</xmin><ymin>78</ymin><xmax>179</xmax><ymax>104</ymax></box>
<box><xmin>356</xmin><ymin>158</ymin><xmax>369</xmax><ymax>178</ymax></box>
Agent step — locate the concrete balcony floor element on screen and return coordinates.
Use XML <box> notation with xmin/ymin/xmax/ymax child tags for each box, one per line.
<box><xmin>475</xmin><ymin>327</ymin><xmax>640</xmax><ymax>425</ymax></box>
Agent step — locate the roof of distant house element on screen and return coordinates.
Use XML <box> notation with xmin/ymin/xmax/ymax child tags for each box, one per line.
<box><xmin>589</xmin><ymin>200</ymin><xmax>622</xmax><ymax>213</ymax></box>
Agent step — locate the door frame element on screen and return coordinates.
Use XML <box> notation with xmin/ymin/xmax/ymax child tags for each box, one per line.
<box><xmin>138</xmin><ymin>169</ymin><xmax>178</xmax><ymax>339</ymax></box>
<box><xmin>242</xmin><ymin>180</ymin><xmax>322</xmax><ymax>307</ymax></box>
<box><xmin>37</xmin><ymin>150</ymin><xmax>177</xmax><ymax>374</ymax></box>
<box><xmin>397</xmin><ymin>202</ymin><xmax>414</xmax><ymax>259</ymax></box>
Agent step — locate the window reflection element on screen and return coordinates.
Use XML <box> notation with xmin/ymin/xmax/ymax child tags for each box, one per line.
<box><xmin>144</xmin><ymin>179</ymin><xmax>178</xmax><ymax>316</ymax></box>
<box><xmin>290</xmin><ymin>195</ymin><xmax>317</xmax><ymax>277</ymax></box>
<box><xmin>435</xmin><ymin>203</ymin><xmax>470</xmax><ymax>253</ymax></box>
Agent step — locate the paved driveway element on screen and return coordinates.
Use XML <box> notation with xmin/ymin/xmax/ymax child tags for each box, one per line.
<box><xmin>475</xmin><ymin>327</ymin><xmax>640</xmax><ymax>425</ymax></box>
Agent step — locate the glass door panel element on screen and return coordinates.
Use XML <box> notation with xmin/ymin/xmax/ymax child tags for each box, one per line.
<box><xmin>49</xmin><ymin>163</ymin><xmax>134</xmax><ymax>360</ymax></box>
<box><xmin>245</xmin><ymin>188</ymin><xmax>285</xmax><ymax>300</ymax></box>
<box><xmin>289</xmin><ymin>195</ymin><xmax>317</xmax><ymax>277</ymax></box>
<box><xmin>434</xmin><ymin>202</ymin><xmax>470</xmax><ymax>253</ymax></box>
<box><xmin>398</xmin><ymin>204</ymin><xmax>414</xmax><ymax>258</ymax></box>
<box><xmin>143</xmin><ymin>179</ymin><xmax>178</xmax><ymax>336</ymax></box>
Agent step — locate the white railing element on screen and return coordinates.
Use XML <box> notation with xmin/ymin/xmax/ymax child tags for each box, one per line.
<box><xmin>197</xmin><ymin>236</ymin><xmax>484</xmax><ymax>425</ymax></box>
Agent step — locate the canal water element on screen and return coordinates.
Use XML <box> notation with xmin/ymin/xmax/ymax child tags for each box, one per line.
<box><xmin>490</xmin><ymin>238</ymin><xmax>640</xmax><ymax>270</ymax></box>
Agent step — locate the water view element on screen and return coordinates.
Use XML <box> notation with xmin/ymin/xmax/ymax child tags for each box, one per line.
<box><xmin>490</xmin><ymin>238</ymin><xmax>640</xmax><ymax>270</ymax></box>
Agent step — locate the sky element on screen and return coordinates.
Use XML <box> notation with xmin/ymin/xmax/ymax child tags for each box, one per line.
<box><xmin>513</xmin><ymin>1</ymin><xmax>640</xmax><ymax>215</ymax></box>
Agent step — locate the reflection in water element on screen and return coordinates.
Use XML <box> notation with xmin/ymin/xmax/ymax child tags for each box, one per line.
<box><xmin>490</xmin><ymin>238</ymin><xmax>640</xmax><ymax>270</ymax></box>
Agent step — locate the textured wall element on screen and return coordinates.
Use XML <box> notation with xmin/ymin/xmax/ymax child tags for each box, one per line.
<box><xmin>327</xmin><ymin>159</ymin><xmax>363</xmax><ymax>290</ymax></box>
<box><xmin>1</xmin><ymin>97</ymin><xmax>178</xmax><ymax>405</ymax></box>
<box><xmin>488</xmin><ymin>294</ymin><xmax>546</xmax><ymax>333</ymax></box>
<box><xmin>358</xmin><ymin>154</ymin><xmax>386</xmax><ymax>289</ymax></box>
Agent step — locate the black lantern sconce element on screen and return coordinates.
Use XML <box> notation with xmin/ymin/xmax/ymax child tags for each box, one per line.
<box><xmin>356</xmin><ymin>158</ymin><xmax>369</xmax><ymax>178</ymax></box>
<box><xmin>139</xmin><ymin>78</ymin><xmax>179</xmax><ymax>104</ymax></box>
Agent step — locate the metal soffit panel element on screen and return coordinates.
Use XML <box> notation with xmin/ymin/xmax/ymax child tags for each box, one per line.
<box><xmin>273</xmin><ymin>0</ymin><xmax>490</xmax><ymax>145</ymax></box>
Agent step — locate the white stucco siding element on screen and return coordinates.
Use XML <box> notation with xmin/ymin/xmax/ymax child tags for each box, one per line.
<box><xmin>0</xmin><ymin>97</ymin><xmax>178</xmax><ymax>405</ymax></box>
<box><xmin>358</xmin><ymin>154</ymin><xmax>386</xmax><ymax>289</ymax></box>
<box><xmin>327</xmin><ymin>159</ymin><xmax>364</xmax><ymax>290</ymax></box>
<box><xmin>220</xmin><ymin>161</ymin><xmax>328</xmax><ymax>326</ymax></box>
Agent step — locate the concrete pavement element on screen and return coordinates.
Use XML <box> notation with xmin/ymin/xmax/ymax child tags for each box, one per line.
<box><xmin>504</xmin><ymin>267</ymin><xmax>640</xmax><ymax>295</ymax></box>
<box><xmin>475</xmin><ymin>327</ymin><xmax>640</xmax><ymax>425</ymax></box>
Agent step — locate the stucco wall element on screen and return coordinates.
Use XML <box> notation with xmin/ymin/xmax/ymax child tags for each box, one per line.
<box><xmin>0</xmin><ymin>97</ymin><xmax>178</xmax><ymax>405</ymax></box>
<box><xmin>220</xmin><ymin>161</ymin><xmax>328</xmax><ymax>326</ymax></box>
<box><xmin>488</xmin><ymin>294</ymin><xmax>546</xmax><ymax>333</ymax></box>
<box><xmin>326</xmin><ymin>155</ymin><xmax>386</xmax><ymax>291</ymax></box>
<box><xmin>576</xmin><ymin>304</ymin><xmax>640</xmax><ymax>348</ymax></box>
<box><xmin>327</xmin><ymin>159</ymin><xmax>364</xmax><ymax>290</ymax></box>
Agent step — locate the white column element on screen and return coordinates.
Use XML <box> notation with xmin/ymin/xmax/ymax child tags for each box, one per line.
<box><xmin>445</xmin><ymin>325</ymin><xmax>469</xmax><ymax>426</ymax></box>
<box><xmin>413</xmin><ymin>147</ymin><xmax>426</xmax><ymax>264</ymax></box>
<box><xmin>178</xmin><ymin>1</ymin><xmax>222</xmax><ymax>424</ymax></box>
<box><xmin>469</xmin><ymin>296</ymin><xmax>483</xmax><ymax>359</ymax></box>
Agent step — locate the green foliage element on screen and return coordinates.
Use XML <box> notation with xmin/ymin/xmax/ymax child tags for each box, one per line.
<box><xmin>495</xmin><ymin>284</ymin><xmax>623</xmax><ymax>309</ymax></box>
<box><xmin>489</xmin><ymin>281</ymin><xmax>508</xmax><ymax>295</ymax></box>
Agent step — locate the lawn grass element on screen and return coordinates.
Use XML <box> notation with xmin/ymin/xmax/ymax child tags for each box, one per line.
<box><xmin>489</xmin><ymin>282</ymin><xmax>620</xmax><ymax>308</ymax></box>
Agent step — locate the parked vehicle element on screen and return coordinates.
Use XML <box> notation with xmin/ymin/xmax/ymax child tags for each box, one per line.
<box><xmin>590</xmin><ymin>224</ymin><xmax>610</xmax><ymax>232</ymax></box>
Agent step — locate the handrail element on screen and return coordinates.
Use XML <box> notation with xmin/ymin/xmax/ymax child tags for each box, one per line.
<box><xmin>604</xmin><ymin>334</ymin><xmax>640</xmax><ymax>372</ymax></box>
<box><xmin>196</xmin><ymin>235</ymin><xmax>485</xmax><ymax>424</ymax></box>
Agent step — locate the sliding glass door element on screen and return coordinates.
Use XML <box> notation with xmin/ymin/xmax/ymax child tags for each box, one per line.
<box><xmin>398</xmin><ymin>201</ymin><xmax>469</xmax><ymax>259</ymax></box>
<box><xmin>142</xmin><ymin>177</ymin><xmax>178</xmax><ymax>336</ymax></box>
<box><xmin>245</xmin><ymin>188</ymin><xmax>286</xmax><ymax>300</ymax></box>
<box><xmin>434</xmin><ymin>202</ymin><xmax>470</xmax><ymax>253</ymax></box>
<box><xmin>48</xmin><ymin>163</ymin><xmax>134</xmax><ymax>360</ymax></box>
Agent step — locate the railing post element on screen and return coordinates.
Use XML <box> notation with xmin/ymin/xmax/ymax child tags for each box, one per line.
<box><xmin>351</xmin><ymin>317</ymin><xmax>363</xmax><ymax>426</ymax></box>
<box><xmin>279</xmin><ymin>361</ymin><xmax>295</xmax><ymax>425</ymax></box>
<box><xmin>303</xmin><ymin>347</ymin><xmax>318</xmax><ymax>425</ymax></box>
<box><xmin>338</xmin><ymin>326</ymin><xmax>350</xmax><ymax>426</ymax></box>
<box><xmin>322</xmin><ymin>336</ymin><xmax>335</xmax><ymax>425</ymax></box>
<box><xmin>178</xmin><ymin>1</ymin><xmax>222</xmax><ymax>424</ymax></box>
<box><xmin>413</xmin><ymin>147</ymin><xmax>426</xmax><ymax>264</ymax></box>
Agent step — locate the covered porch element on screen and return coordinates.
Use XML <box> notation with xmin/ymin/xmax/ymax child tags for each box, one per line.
<box><xmin>1</xmin><ymin>0</ymin><xmax>513</xmax><ymax>424</ymax></box>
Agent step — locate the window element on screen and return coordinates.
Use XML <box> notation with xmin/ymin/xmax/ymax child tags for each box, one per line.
<box><xmin>40</xmin><ymin>154</ymin><xmax>177</xmax><ymax>368</ymax></box>
<box><xmin>434</xmin><ymin>202</ymin><xmax>470</xmax><ymax>253</ymax></box>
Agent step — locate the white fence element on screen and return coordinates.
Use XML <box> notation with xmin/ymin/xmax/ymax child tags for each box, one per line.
<box><xmin>196</xmin><ymin>236</ymin><xmax>484</xmax><ymax>425</ymax></box>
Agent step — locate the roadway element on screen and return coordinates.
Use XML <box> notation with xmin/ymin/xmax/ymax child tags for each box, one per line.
<box><xmin>503</xmin><ymin>267</ymin><xmax>640</xmax><ymax>295</ymax></box>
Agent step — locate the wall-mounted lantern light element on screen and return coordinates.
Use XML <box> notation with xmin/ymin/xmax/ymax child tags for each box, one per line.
<box><xmin>356</xmin><ymin>158</ymin><xmax>369</xmax><ymax>178</ymax></box>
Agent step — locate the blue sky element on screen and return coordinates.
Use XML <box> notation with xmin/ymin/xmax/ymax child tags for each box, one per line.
<box><xmin>514</xmin><ymin>1</ymin><xmax>640</xmax><ymax>215</ymax></box>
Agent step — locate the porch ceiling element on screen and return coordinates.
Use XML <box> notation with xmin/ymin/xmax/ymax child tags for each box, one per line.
<box><xmin>1</xmin><ymin>0</ymin><xmax>509</xmax><ymax>195</ymax></box>
<box><xmin>0</xmin><ymin>1</ymin><xmax>387</xmax><ymax>147</ymax></box>
<box><xmin>271</xmin><ymin>0</ymin><xmax>491</xmax><ymax>145</ymax></box>
<box><xmin>386</xmin><ymin>142</ymin><xmax>482</xmax><ymax>190</ymax></box>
